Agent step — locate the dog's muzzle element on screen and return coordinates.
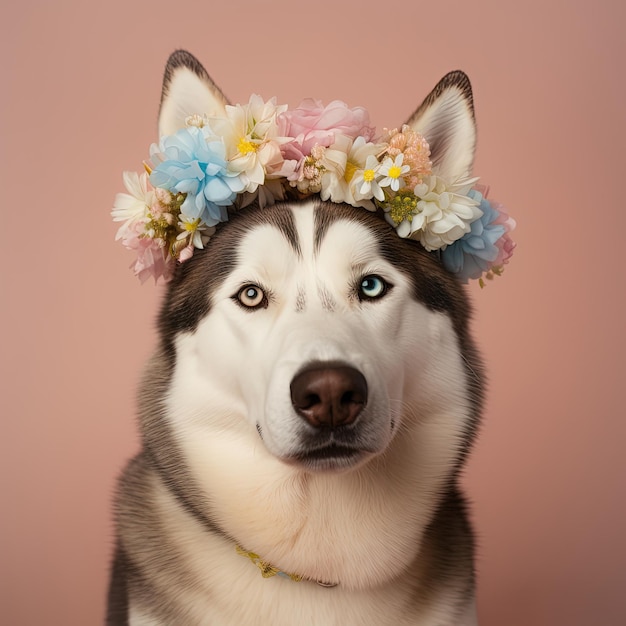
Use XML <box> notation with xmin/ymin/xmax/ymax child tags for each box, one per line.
<box><xmin>290</xmin><ymin>364</ymin><xmax>368</xmax><ymax>429</ymax></box>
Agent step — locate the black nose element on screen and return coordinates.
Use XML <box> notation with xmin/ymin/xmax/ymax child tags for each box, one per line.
<box><xmin>290</xmin><ymin>365</ymin><xmax>368</xmax><ymax>428</ymax></box>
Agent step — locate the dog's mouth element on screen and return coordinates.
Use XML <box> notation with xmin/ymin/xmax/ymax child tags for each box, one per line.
<box><xmin>288</xmin><ymin>444</ymin><xmax>371</xmax><ymax>472</ymax></box>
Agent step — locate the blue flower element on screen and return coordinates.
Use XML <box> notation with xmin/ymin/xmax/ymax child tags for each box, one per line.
<box><xmin>149</xmin><ymin>127</ymin><xmax>246</xmax><ymax>227</ymax></box>
<box><xmin>441</xmin><ymin>189</ymin><xmax>506</xmax><ymax>282</ymax></box>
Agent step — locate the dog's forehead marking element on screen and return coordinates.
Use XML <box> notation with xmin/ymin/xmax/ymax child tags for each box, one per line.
<box><xmin>231</xmin><ymin>200</ymin><xmax>392</xmax><ymax>314</ymax></box>
<box><xmin>237</xmin><ymin>203</ymin><xmax>301</xmax><ymax>257</ymax></box>
<box><xmin>234</xmin><ymin>225</ymin><xmax>297</xmax><ymax>286</ymax></box>
<box><xmin>292</xmin><ymin>202</ymin><xmax>386</xmax><ymax>312</ymax></box>
<box><xmin>288</xmin><ymin>201</ymin><xmax>382</xmax><ymax>263</ymax></box>
<box><xmin>269</xmin><ymin>206</ymin><xmax>301</xmax><ymax>257</ymax></box>
<box><xmin>289</xmin><ymin>200</ymin><xmax>317</xmax><ymax>259</ymax></box>
<box><xmin>228</xmin><ymin>204</ymin><xmax>303</xmax><ymax>282</ymax></box>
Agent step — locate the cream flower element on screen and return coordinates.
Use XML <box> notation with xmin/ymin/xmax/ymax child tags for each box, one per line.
<box><xmin>317</xmin><ymin>134</ymin><xmax>350</xmax><ymax>203</ymax></box>
<box><xmin>307</xmin><ymin>136</ymin><xmax>379</xmax><ymax>207</ymax></box>
<box><xmin>111</xmin><ymin>171</ymin><xmax>154</xmax><ymax>242</ymax></box>
<box><xmin>185</xmin><ymin>113</ymin><xmax>209</xmax><ymax>128</ymax></box>
<box><xmin>324</xmin><ymin>137</ymin><xmax>385</xmax><ymax>209</ymax></box>
<box><xmin>209</xmin><ymin>95</ymin><xmax>289</xmax><ymax>193</ymax></box>
<box><xmin>387</xmin><ymin>176</ymin><xmax>482</xmax><ymax>250</ymax></box>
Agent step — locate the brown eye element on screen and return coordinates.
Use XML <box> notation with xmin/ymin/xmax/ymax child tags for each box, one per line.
<box><xmin>235</xmin><ymin>284</ymin><xmax>268</xmax><ymax>310</ymax></box>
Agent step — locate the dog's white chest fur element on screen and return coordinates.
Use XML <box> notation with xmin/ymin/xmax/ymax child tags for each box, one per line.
<box><xmin>127</xmin><ymin>467</ymin><xmax>477</xmax><ymax>626</ymax></box>
<box><xmin>130</xmin><ymin>576</ymin><xmax>476</xmax><ymax>626</ymax></box>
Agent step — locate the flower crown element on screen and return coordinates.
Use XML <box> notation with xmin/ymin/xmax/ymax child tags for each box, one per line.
<box><xmin>112</xmin><ymin>95</ymin><xmax>515</xmax><ymax>286</ymax></box>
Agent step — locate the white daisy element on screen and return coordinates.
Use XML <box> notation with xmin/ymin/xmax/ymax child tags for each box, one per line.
<box><xmin>176</xmin><ymin>215</ymin><xmax>214</xmax><ymax>249</ymax></box>
<box><xmin>378</xmin><ymin>154</ymin><xmax>410</xmax><ymax>192</ymax></box>
<box><xmin>352</xmin><ymin>153</ymin><xmax>385</xmax><ymax>203</ymax></box>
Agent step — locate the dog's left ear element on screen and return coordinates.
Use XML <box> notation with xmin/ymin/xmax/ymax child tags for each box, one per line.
<box><xmin>158</xmin><ymin>50</ymin><xmax>230</xmax><ymax>137</ymax></box>
<box><xmin>406</xmin><ymin>71</ymin><xmax>476</xmax><ymax>181</ymax></box>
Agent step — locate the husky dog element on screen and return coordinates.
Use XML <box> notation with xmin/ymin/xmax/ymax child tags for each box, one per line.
<box><xmin>108</xmin><ymin>50</ymin><xmax>485</xmax><ymax>625</ymax></box>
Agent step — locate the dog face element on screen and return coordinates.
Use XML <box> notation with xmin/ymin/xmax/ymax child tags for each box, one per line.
<box><xmin>144</xmin><ymin>52</ymin><xmax>483</xmax><ymax>479</ymax></box>
<box><xmin>154</xmin><ymin>197</ymin><xmax>481</xmax><ymax>482</ymax></box>
<box><xmin>156</xmin><ymin>198</ymin><xmax>475</xmax><ymax>473</ymax></box>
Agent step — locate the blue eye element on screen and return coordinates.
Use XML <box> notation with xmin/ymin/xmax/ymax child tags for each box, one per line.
<box><xmin>359</xmin><ymin>275</ymin><xmax>388</xmax><ymax>300</ymax></box>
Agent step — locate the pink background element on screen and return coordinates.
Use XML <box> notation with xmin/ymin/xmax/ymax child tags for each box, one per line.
<box><xmin>2</xmin><ymin>1</ymin><xmax>624</xmax><ymax>624</ymax></box>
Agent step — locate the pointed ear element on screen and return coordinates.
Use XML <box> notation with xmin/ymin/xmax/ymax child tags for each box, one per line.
<box><xmin>406</xmin><ymin>71</ymin><xmax>476</xmax><ymax>181</ymax></box>
<box><xmin>158</xmin><ymin>50</ymin><xmax>230</xmax><ymax>137</ymax></box>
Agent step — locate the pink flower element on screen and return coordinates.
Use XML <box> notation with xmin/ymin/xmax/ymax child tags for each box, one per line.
<box><xmin>382</xmin><ymin>125</ymin><xmax>432</xmax><ymax>188</ymax></box>
<box><xmin>119</xmin><ymin>220</ymin><xmax>173</xmax><ymax>283</ymax></box>
<box><xmin>132</xmin><ymin>238</ymin><xmax>173</xmax><ymax>284</ymax></box>
<box><xmin>492</xmin><ymin>203</ymin><xmax>517</xmax><ymax>266</ymax></box>
<box><xmin>278</xmin><ymin>99</ymin><xmax>375</xmax><ymax>164</ymax></box>
<box><xmin>178</xmin><ymin>244</ymin><xmax>195</xmax><ymax>263</ymax></box>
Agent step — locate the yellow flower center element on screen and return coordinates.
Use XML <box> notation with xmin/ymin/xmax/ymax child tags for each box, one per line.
<box><xmin>388</xmin><ymin>165</ymin><xmax>402</xmax><ymax>179</ymax></box>
<box><xmin>388</xmin><ymin>193</ymin><xmax>418</xmax><ymax>225</ymax></box>
<box><xmin>363</xmin><ymin>169</ymin><xmax>376</xmax><ymax>182</ymax></box>
<box><xmin>344</xmin><ymin>161</ymin><xmax>358</xmax><ymax>183</ymax></box>
<box><xmin>184</xmin><ymin>219</ymin><xmax>199</xmax><ymax>232</ymax></box>
<box><xmin>238</xmin><ymin>137</ymin><xmax>258</xmax><ymax>155</ymax></box>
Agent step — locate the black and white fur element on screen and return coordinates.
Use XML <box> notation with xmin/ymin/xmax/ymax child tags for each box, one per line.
<box><xmin>108</xmin><ymin>50</ymin><xmax>484</xmax><ymax>626</ymax></box>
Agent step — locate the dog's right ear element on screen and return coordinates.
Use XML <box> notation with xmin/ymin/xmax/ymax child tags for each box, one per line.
<box><xmin>158</xmin><ymin>50</ymin><xmax>230</xmax><ymax>137</ymax></box>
